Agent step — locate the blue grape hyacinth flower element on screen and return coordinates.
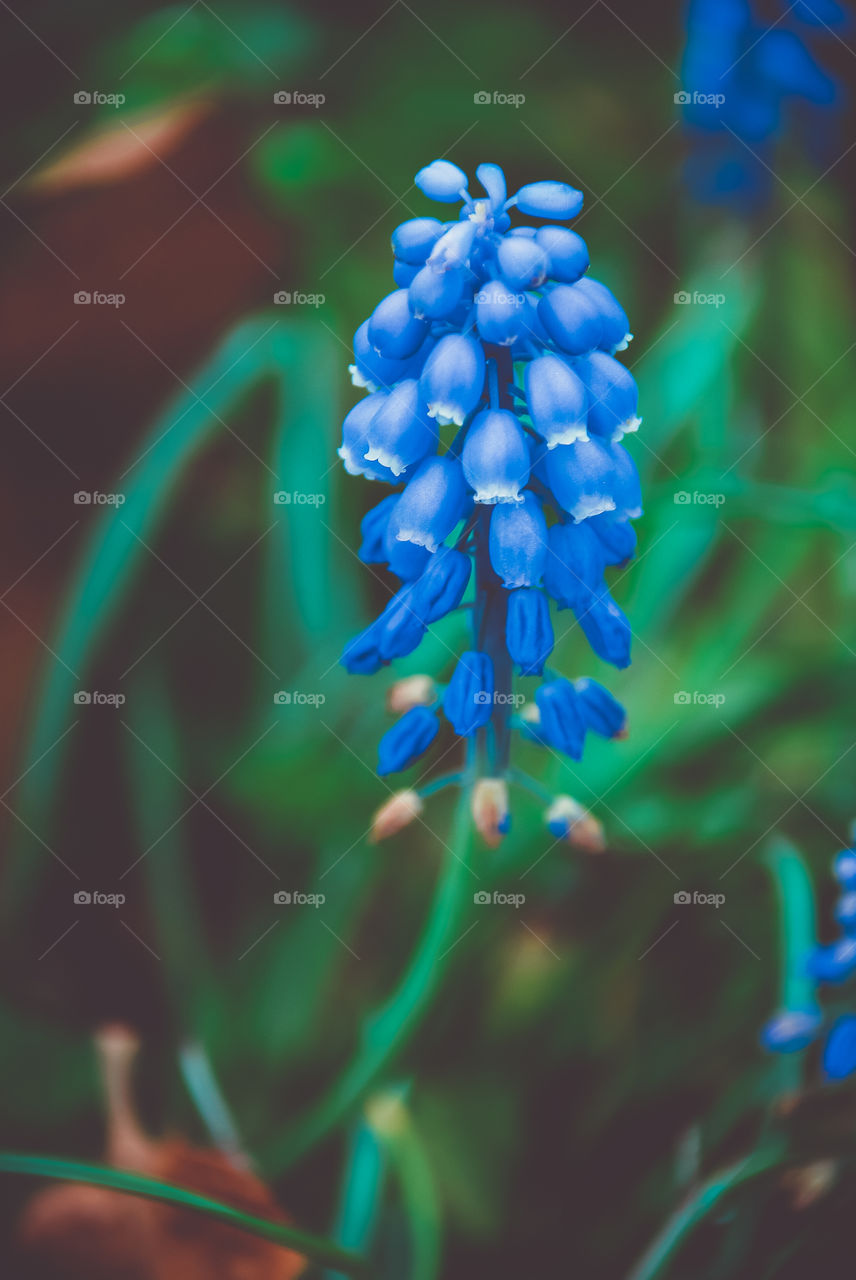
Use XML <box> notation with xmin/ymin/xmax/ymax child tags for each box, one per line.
<box><xmin>680</xmin><ymin>0</ymin><xmax>846</xmax><ymax>208</ymax></box>
<box><xmin>338</xmin><ymin>161</ymin><xmax>641</xmax><ymax>848</ymax></box>
<box><xmin>763</xmin><ymin>835</ymin><xmax>856</xmax><ymax>1081</ymax></box>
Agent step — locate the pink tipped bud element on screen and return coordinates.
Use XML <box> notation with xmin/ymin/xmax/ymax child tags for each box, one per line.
<box><xmin>471</xmin><ymin>778</ymin><xmax>510</xmax><ymax>848</ymax></box>
<box><xmin>370</xmin><ymin>789</ymin><xmax>423</xmax><ymax>843</ymax></box>
<box><xmin>545</xmin><ymin>796</ymin><xmax>605</xmax><ymax>852</ymax></box>
<box><xmin>386</xmin><ymin>674</ymin><xmax>437</xmax><ymax>715</ymax></box>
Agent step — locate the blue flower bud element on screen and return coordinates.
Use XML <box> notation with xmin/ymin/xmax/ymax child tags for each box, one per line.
<box><xmin>544</xmin><ymin>438</ymin><xmax>620</xmax><ymax>521</ymax></box>
<box><xmin>543</xmin><ymin>520</ymin><xmax>605</xmax><ymax>609</ymax></box>
<box><xmin>835</xmin><ymin>891</ymin><xmax>856</xmax><ymax>933</ymax></box>
<box><xmin>368</xmin><ymin>289</ymin><xmax>429</xmax><ymax>359</ymax></box>
<box><xmin>574</xmin><ymin>277</ymin><xmax>632</xmax><ymax>353</ymax></box>
<box><xmin>506</xmin><ymin>588</ymin><xmax>553</xmax><ymax>675</ymax></box>
<box><xmin>476</xmin><ymin>278</ymin><xmax>527</xmax><ymax>346</ymax></box>
<box><xmin>391</xmin><ymin>217</ymin><xmax>445</xmax><ymax>263</ymax></box>
<box><xmin>607</xmin><ymin>441</ymin><xmax>643</xmax><ymax>518</ymax></box>
<box><xmin>760</xmin><ymin>1008</ymin><xmax>822</xmax><ymax>1053</ymax></box>
<box><xmin>574</xmin><ymin>589</ymin><xmax>631</xmax><ymax>669</ymax></box>
<box><xmin>461</xmin><ymin>408</ymin><xmax>530</xmax><ymax>504</ymax></box>
<box><xmin>427</xmin><ymin>221</ymin><xmax>477</xmax><ymax>270</ymax></box>
<box><xmin>393</xmin><ymin>259</ymin><xmax>420</xmax><ymax>287</ymax></box>
<box><xmin>387</xmin><ymin>455</ymin><xmax>469</xmax><ymax>552</ymax></box>
<box><xmin>415</xmin><ymin>160</ymin><xmax>468</xmax><ymax>202</ymax></box>
<box><xmin>475</xmin><ymin>161</ymin><xmax>507</xmax><ymax>210</ymax></box>
<box><xmin>384</xmin><ymin>527</ymin><xmax>432</xmax><ymax>581</ymax></box>
<box><xmin>538</xmin><ymin>284</ymin><xmax>603</xmax><ymax>356</ymax></box>
<box><xmin>823</xmin><ymin>1015</ymin><xmax>856</xmax><ymax>1080</ymax></box>
<box><xmin>588</xmin><ymin>512</ymin><xmax>637</xmax><ymax>565</ymax></box>
<box><xmin>489</xmin><ymin>491</ymin><xmax>547</xmax><ymax>587</ymax></box>
<box><xmin>408</xmin><ymin>263</ymin><xmax>468</xmax><ymax>320</ymax></box>
<box><xmin>574</xmin><ymin>677</ymin><xmax>626</xmax><ymax>737</ymax></box>
<box><xmin>419</xmin><ymin>334</ymin><xmax>485</xmax><ymax>426</ymax></box>
<box><xmin>350</xmin><ymin>320</ymin><xmax>432</xmax><ymax>392</ymax></box>
<box><xmin>362</xmin><ymin>379</ymin><xmax>437</xmax><ymax>478</ymax></box>
<box><xmin>578</xmin><ymin>352</ymin><xmax>641</xmax><ymax>442</ymax></box>
<box><xmin>497</xmin><ymin>236</ymin><xmax>549</xmax><ymax>290</ymax></box>
<box><xmin>524</xmin><ymin>354</ymin><xmax>589</xmax><ymax>448</ymax></box>
<box><xmin>411</xmin><ymin>545</ymin><xmax>471</xmax><ymax>622</ymax></box>
<box><xmin>807</xmin><ymin>937</ymin><xmax>856</xmax><ymax>983</ymax></box>
<box><xmin>534</xmin><ymin>225</ymin><xmax>589</xmax><ymax>283</ymax></box>
<box><xmin>378</xmin><ymin>705</ymin><xmax>440</xmax><ymax>775</ymax></box>
<box><xmin>359</xmin><ymin>494</ymin><xmax>399</xmax><ymax>563</ymax></box>
<box><xmin>339</xmin><ymin>393</ymin><xmax>398</xmax><ymax>482</ymax></box>
<box><xmin>376</xmin><ymin>586</ymin><xmax>427</xmax><ymax>661</ymax></box>
<box><xmin>535</xmin><ymin>678</ymin><xmax>587</xmax><ymax>759</ymax></box>
<box><xmin>341</xmin><ymin>626</ymin><xmax>383</xmax><ymax>675</ymax></box>
<box><xmin>513</xmin><ymin>180</ymin><xmax>584</xmax><ymax>220</ymax></box>
<box><xmin>757</xmin><ymin>29</ymin><xmax>836</xmax><ymax>104</ymax></box>
<box><xmin>833</xmin><ymin>849</ymin><xmax>856</xmax><ymax>888</ymax></box>
<box><xmin>443</xmin><ymin>650</ymin><xmax>494</xmax><ymax>735</ymax></box>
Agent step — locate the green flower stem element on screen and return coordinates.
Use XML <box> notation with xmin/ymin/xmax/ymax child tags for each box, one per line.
<box><xmin>324</xmin><ymin>1117</ymin><xmax>387</xmax><ymax>1280</ymax></box>
<box><xmin>626</xmin><ymin>1146</ymin><xmax>782</xmax><ymax>1280</ymax></box>
<box><xmin>0</xmin><ymin>1152</ymin><xmax>372</xmax><ymax>1278</ymax></box>
<box><xmin>261</xmin><ymin>792</ymin><xmax>476</xmax><ymax>1174</ymax></box>
<box><xmin>764</xmin><ymin>834</ymin><xmax>818</xmax><ymax>1096</ymax></box>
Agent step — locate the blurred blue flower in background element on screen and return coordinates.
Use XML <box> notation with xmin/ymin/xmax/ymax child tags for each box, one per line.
<box><xmin>338</xmin><ymin>160</ymin><xmax>642</xmax><ymax>848</ymax></box>
<box><xmin>763</xmin><ymin>838</ymin><xmax>856</xmax><ymax>1080</ymax></box>
<box><xmin>680</xmin><ymin>0</ymin><xmax>846</xmax><ymax>207</ymax></box>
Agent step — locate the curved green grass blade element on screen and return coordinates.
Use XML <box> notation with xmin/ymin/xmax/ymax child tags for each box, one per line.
<box><xmin>0</xmin><ymin>1151</ymin><xmax>372</xmax><ymax>1277</ymax></box>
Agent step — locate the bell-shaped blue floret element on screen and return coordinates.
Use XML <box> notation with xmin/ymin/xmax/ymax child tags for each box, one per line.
<box><xmin>375</xmin><ymin>586</ymin><xmax>427</xmax><ymax>661</ymax></box>
<box><xmin>535</xmin><ymin>678</ymin><xmax>587</xmax><ymax>759</ymax></box>
<box><xmin>823</xmin><ymin>1015</ymin><xmax>856</xmax><ymax>1080</ymax></box>
<box><xmin>535</xmin><ymin>225</ymin><xmax>589</xmax><ymax>282</ymax></box>
<box><xmin>760</xmin><ymin>1008</ymin><xmax>822</xmax><ymax>1053</ymax></box>
<box><xmin>419</xmin><ymin>334</ymin><xmax>485</xmax><ymax>426</ymax></box>
<box><xmin>476</xmin><ymin>278</ymin><xmax>527</xmax><ymax>346</ymax></box>
<box><xmin>497</xmin><ymin>236</ymin><xmax>549</xmax><ymax>290</ymax></box>
<box><xmin>461</xmin><ymin>408</ymin><xmax>530</xmax><ymax>504</ymax></box>
<box><xmin>443</xmin><ymin>650</ymin><xmax>494</xmax><ymax>735</ymax></box>
<box><xmin>587</xmin><ymin>511</ymin><xmax>637</xmax><ymax>565</ymax></box>
<box><xmin>411</xmin><ymin>546</ymin><xmax>472</xmax><ymax>622</ymax></box>
<box><xmin>391</xmin><ymin>217</ymin><xmax>445</xmax><ymax>264</ymax></box>
<box><xmin>524</xmin><ymin>354</ymin><xmax>589</xmax><ymax>449</ymax></box>
<box><xmin>387</xmin><ymin>454</ymin><xmax>469</xmax><ymax>552</ymax></box>
<box><xmin>415</xmin><ymin>159</ymin><xmax>468</xmax><ymax>202</ymax></box>
<box><xmin>408</xmin><ymin>263</ymin><xmax>467</xmax><ymax>320</ymax></box>
<box><xmin>362</xmin><ymin>379</ymin><xmax>437</xmax><ymax>479</ymax></box>
<box><xmin>574</xmin><ymin>277</ymin><xmax>632</xmax><ymax>353</ymax></box>
<box><xmin>339</xmin><ymin>393</ymin><xmax>398</xmax><ymax>482</ymax></box>
<box><xmin>368</xmin><ymin>289</ymin><xmax>429</xmax><ymax>359</ymax></box>
<box><xmin>378</xmin><ymin>705</ymin><xmax>440</xmax><ymax>775</ymax></box>
<box><xmin>808</xmin><ymin>937</ymin><xmax>856</xmax><ymax>983</ymax></box>
<box><xmin>393</xmin><ymin>260</ymin><xmax>420</xmax><ymax>287</ymax></box>
<box><xmin>359</xmin><ymin>494</ymin><xmax>399</xmax><ymax>563</ymax></box>
<box><xmin>607</xmin><ymin>441</ymin><xmax>643</xmax><ymax>519</ymax></box>
<box><xmin>538</xmin><ymin>284</ymin><xmax>603</xmax><ymax>355</ymax></box>
<box><xmin>506</xmin><ymin>588</ymin><xmax>553</xmax><ymax>675</ymax></box>
<box><xmin>544</xmin><ymin>520</ymin><xmax>605</xmax><ymax>609</ymax></box>
<box><xmin>475</xmin><ymin>161</ymin><xmax>507</xmax><ymax>210</ymax></box>
<box><xmin>834</xmin><ymin>892</ymin><xmax>856</xmax><ymax>933</ymax></box>
<box><xmin>834</xmin><ymin>849</ymin><xmax>856</xmax><ymax>888</ymax></box>
<box><xmin>341</xmin><ymin>625</ymin><xmax>384</xmax><ymax>675</ymax></box>
<box><xmin>757</xmin><ymin>29</ymin><xmax>836</xmax><ymax>104</ymax></box>
<box><xmin>574</xmin><ymin>677</ymin><xmax>626</xmax><ymax>737</ymax></box>
<box><xmin>544</xmin><ymin>438</ymin><xmax>619</xmax><ymax>521</ymax></box>
<box><xmin>578</xmin><ymin>351</ymin><xmax>640</xmax><ymax>442</ymax></box>
<box><xmin>512</xmin><ymin>180</ymin><xmax>584</xmax><ymax>220</ymax></box>
<box><xmin>573</xmin><ymin>589</ymin><xmax>632</xmax><ymax>668</ymax></box>
<box><xmin>489</xmin><ymin>491</ymin><xmax>547</xmax><ymax>587</ymax></box>
<box><xmin>350</xmin><ymin>320</ymin><xmax>432</xmax><ymax>392</ymax></box>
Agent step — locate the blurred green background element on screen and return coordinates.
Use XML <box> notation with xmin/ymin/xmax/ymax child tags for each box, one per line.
<box><xmin>0</xmin><ymin>2</ymin><xmax>855</xmax><ymax>1277</ymax></box>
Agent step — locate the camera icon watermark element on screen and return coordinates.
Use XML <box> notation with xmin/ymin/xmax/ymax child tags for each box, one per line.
<box><xmin>473</xmin><ymin>889</ymin><xmax>525</xmax><ymax>908</ymax></box>
<box><xmin>673</xmin><ymin>690</ymin><xmax>726</xmax><ymax>708</ymax></box>
<box><xmin>73</xmin><ymin>690</ymin><xmax>126</xmax><ymax>707</ymax></box>
<box><xmin>73</xmin><ymin>889</ymin><xmax>126</xmax><ymax>906</ymax></box>
<box><xmin>73</xmin><ymin>291</ymin><xmax>125</xmax><ymax>307</ymax></box>
<box><xmin>273</xmin><ymin>889</ymin><xmax>326</xmax><ymax>907</ymax></box>
<box><xmin>273</xmin><ymin>90</ymin><xmax>325</xmax><ymax>108</ymax></box>
<box><xmin>74</xmin><ymin>490</ymin><xmax>126</xmax><ymax>506</ymax></box>
<box><xmin>674</xmin><ymin>290</ymin><xmax>726</xmax><ymax>308</ymax></box>
<box><xmin>674</xmin><ymin>889</ymin><xmax>725</xmax><ymax>908</ymax></box>
<box><xmin>273</xmin><ymin>490</ymin><xmax>326</xmax><ymax>506</ymax></box>
<box><xmin>473</xmin><ymin>690</ymin><xmax>526</xmax><ymax>707</ymax></box>
<box><xmin>673</xmin><ymin>490</ymin><xmax>725</xmax><ymax>507</ymax></box>
<box><xmin>273</xmin><ymin>690</ymin><xmax>326</xmax><ymax>707</ymax></box>
<box><xmin>674</xmin><ymin>90</ymin><xmax>725</xmax><ymax>107</ymax></box>
<box><xmin>74</xmin><ymin>90</ymin><xmax>126</xmax><ymax>108</ymax></box>
<box><xmin>474</xmin><ymin>90</ymin><xmax>525</xmax><ymax>108</ymax></box>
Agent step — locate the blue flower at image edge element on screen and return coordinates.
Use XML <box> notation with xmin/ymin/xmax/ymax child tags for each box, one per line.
<box><xmin>337</xmin><ymin>160</ymin><xmax>640</xmax><ymax>848</ymax></box>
